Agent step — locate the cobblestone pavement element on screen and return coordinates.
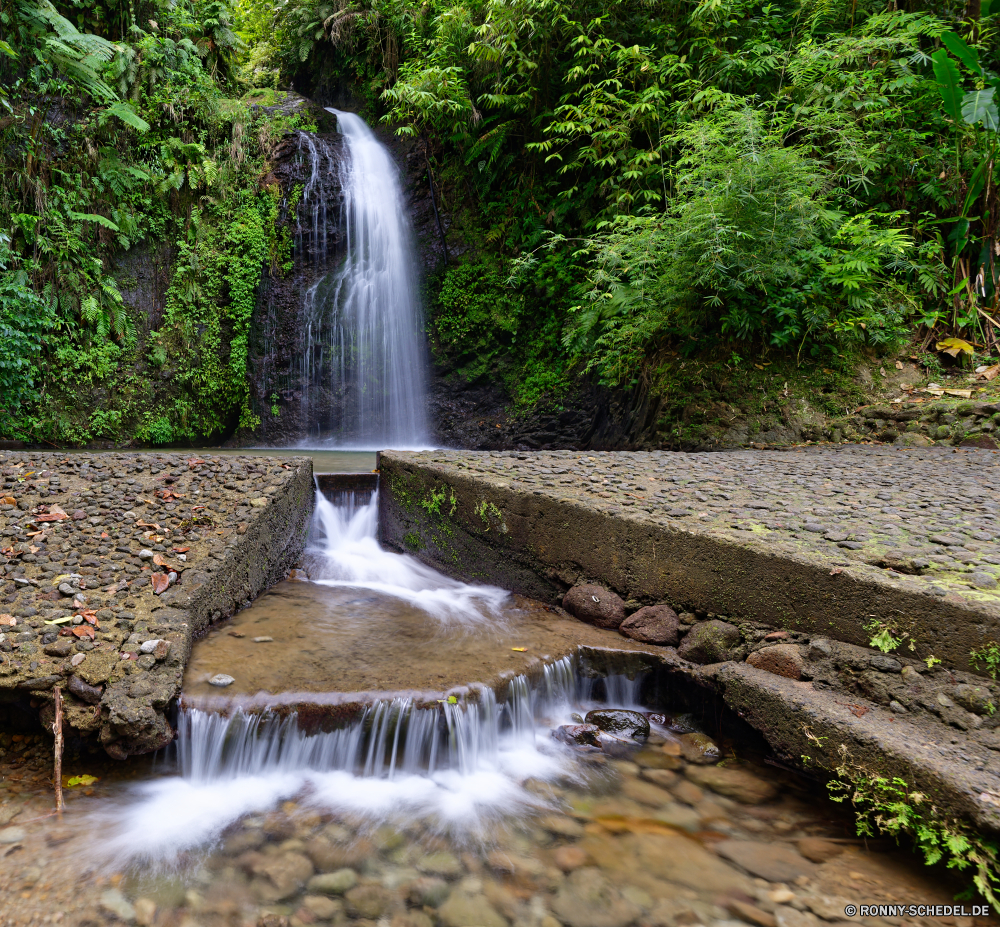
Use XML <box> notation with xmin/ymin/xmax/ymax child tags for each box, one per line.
<box><xmin>0</xmin><ymin>451</ymin><xmax>310</xmax><ymax>756</ymax></box>
<box><xmin>420</xmin><ymin>445</ymin><xmax>1000</xmax><ymax>607</ymax></box>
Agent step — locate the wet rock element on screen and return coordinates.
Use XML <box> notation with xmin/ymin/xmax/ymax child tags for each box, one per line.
<box><xmin>563</xmin><ymin>584</ymin><xmax>626</xmax><ymax>629</ymax></box>
<box><xmin>715</xmin><ymin>840</ymin><xmax>814</xmax><ymax>882</ymax></box>
<box><xmin>303</xmin><ymin>894</ymin><xmax>344</xmax><ymax>920</ymax></box>
<box><xmin>417</xmin><ymin>851</ymin><xmax>463</xmax><ymax>878</ymax></box>
<box><xmin>585</xmin><ymin>709</ymin><xmax>650</xmax><ymax>739</ymax></box>
<box><xmin>678</xmin><ymin>732</ymin><xmax>720</xmax><ymax>764</ymax></box>
<box><xmin>438</xmin><ymin>890</ymin><xmax>509</xmax><ymax>927</ymax></box>
<box><xmin>795</xmin><ymin>838</ymin><xmax>844</xmax><ymax>863</ymax></box>
<box><xmin>394</xmin><ymin>912</ymin><xmax>435</xmax><ymax>927</ymax></box>
<box><xmin>553</xmin><ymin>846</ymin><xmax>590</xmax><ymax>872</ymax></box>
<box><xmin>652</xmin><ymin>802</ymin><xmax>701</xmax><ymax>832</ymax></box>
<box><xmin>685</xmin><ymin>765</ymin><xmax>777</xmax><ymax>804</ymax></box>
<box><xmin>641</xmin><ymin>768</ymin><xmax>681</xmax><ymax>791</ymax></box>
<box><xmin>868</xmin><ymin>654</ymin><xmax>902</xmax><ymax>673</ymax></box>
<box><xmin>254</xmin><ymin>852</ymin><xmax>314</xmax><ymax>901</ymax></box>
<box><xmin>552</xmin><ymin>868</ymin><xmax>642</xmax><ymax>927</ymax></box>
<box><xmin>747</xmin><ymin>644</ymin><xmax>804</xmax><ymax>680</ymax></box>
<box><xmin>408</xmin><ymin>876</ymin><xmax>451</xmax><ymax>907</ymax></box>
<box><xmin>622</xmin><ymin>777</ymin><xmax>672</xmax><ymax>807</ymax></box>
<box><xmin>134</xmin><ymin>898</ymin><xmax>157</xmax><ymax>927</ymax></box>
<box><xmin>307</xmin><ymin>868</ymin><xmax>358</xmax><ymax>894</ymax></box>
<box><xmin>100</xmin><ymin>888</ymin><xmax>136</xmax><ymax>923</ymax></box>
<box><xmin>953</xmin><ymin>683</ymin><xmax>994</xmax><ymax>714</ymax></box>
<box><xmin>774</xmin><ymin>907</ymin><xmax>820</xmax><ymax>927</ymax></box>
<box><xmin>553</xmin><ymin>724</ymin><xmax>600</xmax><ymax>747</ymax></box>
<box><xmin>727</xmin><ymin>899</ymin><xmax>777</xmax><ymax>927</ymax></box>
<box><xmin>209</xmin><ymin>673</ymin><xmax>235</xmax><ymax>687</ymax></box>
<box><xmin>67</xmin><ymin>674</ymin><xmax>103</xmax><ymax>705</ymax></box>
<box><xmin>633</xmin><ymin>747</ymin><xmax>683</xmax><ymax>770</ymax></box>
<box><xmin>619</xmin><ymin>605</ymin><xmax>679</xmax><ymax>646</ymax></box>
<box><xmin>678</xmin><ymin>620</ymin><xmax>741</xmax><ymax>664</ymax></box>
<box><xmin>345</xmin><ymin>883</ymin><xmax>394</xmax><ymax>919</ymax></box>
<box><xmin>597</xmin><ymin>731</ymin><xmax>640</xmax><ymax>757</ymax></box>
<box><xmin>0</xmin><ymin>826</ymin><xmax>27</xmax><ymax>844</ymax></box>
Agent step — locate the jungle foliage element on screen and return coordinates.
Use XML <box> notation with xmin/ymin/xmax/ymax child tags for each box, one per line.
<box><xmin>0</xmin><ymin>0</ymin><xmax>998</xmax><ymax>436</ymax></box>
<box><xmin>244</xmin><ymin>0</ymin><xmax>1000</xmax><ymax>394</ymax></box>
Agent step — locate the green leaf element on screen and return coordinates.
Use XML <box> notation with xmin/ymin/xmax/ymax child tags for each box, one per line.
<box><xmin>982</xmin><ymin>0</ymin><xmax>996</xmax><ymax>16</ymax></box>
<box><xmin>962</xmin><ymin>87</ymin><xmax>999</xmax><ymax>130</ymax></box>
<box><xmin>932</xmin><ymin>50</ymin><xmax>964</xmax><ymax>121</ymax></box>
<box><xmin>0</xmin><ymin>39</ymin><xmax>18</xmax><ymax>59</ymax></box>
<box><xmin>99</xmin><ymin>101</ymin><xmax>150</xmax><ymax>133</ymax></box>
<box><xmin>68</xmin><ymin>212</ymin><xmax>120</xmax><ymax>232</ymax></box>
<box><xmin>941</xmin><ymin>32</ymin><xmax>981</xmax><ymax>76</ymax></box>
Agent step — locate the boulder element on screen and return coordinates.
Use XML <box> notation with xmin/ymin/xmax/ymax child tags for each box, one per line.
<box><xmin>585</xmin><ymin>709</ymin><xmax>650</xmax><ymax>739</ymax></box>
<box><xmin>438</xmin><ymin>891</ymin><xmax>508</xmax><ymax>927</ymax></box>
<box><xmin>619</xmin><ymin>605</ymin><xmax>679</xmax><ymax>646</ymax></box>
<box><xmin>677</xmin><ymin>732</ymin><xmax>720</xmax><ymax>764</ymax></box>
<box><xmin>677</xmin><ymin>620</ymin><xmax>741</xmax><ymax>664</ymax></box>
<box><xmin>552</xmin><ymin>724</ymin><xmax>600</xmax><ymax>747</ymax></box>
<box><xmin>552</xmin><ymin>868</ymin><xmax>642</xmax><ymax>927</ymax></box>
<box><xmin>563</xmin><ymin>584</ymin><xmax>626</xmax><ymax>629</ymax></box>
<box><xmin>714</xmin><ymin>840</ymin><xmax>814</xmax><ymax>882</ymax></box>
<box><xmin>746</xmin><ymin>644</ymin><xmax>804</xmax><ymax>680</ymax></box>
<box><xmin>684</xmin><ymin>765</ymin><xmax>777</xmax><ymax>804</ymax></box>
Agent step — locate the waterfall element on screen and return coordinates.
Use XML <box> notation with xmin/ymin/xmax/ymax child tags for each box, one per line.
<box><xmin>298</xmin><ymin>110</ymin><xmax>430</xmax><ymax>448</ymax></box>
<box><xmin>301</xmin><ymin>488</ymin><xmax>509</xmax><ymax>623</ymax></box>
<box><xmin>95</xmin><ymin>656</ymin><xmax>632</xmax><ymax>865</ymax></box>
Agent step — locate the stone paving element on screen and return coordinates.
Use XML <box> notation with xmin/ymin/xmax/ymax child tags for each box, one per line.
<box><xmin>419</xmin><ymin>444</ymin><xmax>1000</xmax><ymax>597</ymax></box>
<box><xmin>381</xmin><ymin>446</ymin><xmax>1000</xmax><ymax>676</ymax></box>
<box><xmin>0</xmin><ymin>450</ymin><xmax>311</xmax><ymax>756</ymax></box>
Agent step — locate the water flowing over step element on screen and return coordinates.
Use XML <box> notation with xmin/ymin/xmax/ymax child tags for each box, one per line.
<box><xmin>100</xmin><ymin>657</ymin><xmax>644</xmax><ymax>865</ymax></box>
<box><xmin>298</xmin><ymin>110</ymin><xmax>429</xmax><ymax>448</ymax></box>
<box><xmin>182</xmin><ymin>490</ymin><xmax>657</xmax><ymax>705</ymax></box>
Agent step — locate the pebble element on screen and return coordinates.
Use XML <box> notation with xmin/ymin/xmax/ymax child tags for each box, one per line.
<box><xmin>208</xmin><ymin>674</ymin><xmax>235</xmax><ymax>687</ymax></box>
<box><xmin>0</xmin><ymin>826</ymin><xmax>27</xmax><ymax>844</ymax></box>
<box><xmin>253</xmin><ymin>636</ymin><xmax>274</xmax><ymax>643</ymax></box>
<box><xmin>306</xmin><ymin>868</ymin><xmax>358</xmax><ymax>895</ymax></box>
<box><xmin>139</xmin><ymin>639</ymin><xmax>166</xmax><ymax>653</ymax></box>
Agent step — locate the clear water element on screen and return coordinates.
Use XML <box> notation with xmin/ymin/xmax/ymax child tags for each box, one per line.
<box><xmin>298</xmin><ymin>110</ymin><xmax>430</xmax><ymax>449</ymax></box>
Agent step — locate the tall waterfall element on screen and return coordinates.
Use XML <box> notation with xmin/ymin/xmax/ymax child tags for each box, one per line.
<box><xmin>299</xmin><ymin>110</ymin><xmax>429</xmax><ymax>448</ymax></box>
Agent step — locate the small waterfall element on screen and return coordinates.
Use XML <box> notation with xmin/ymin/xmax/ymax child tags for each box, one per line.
<box><xmin>98</xmin><ymin>656</ymin><xmax>637</xmax><ymax>864</ymax></box>
<box><xmin>298</xmin><ymin>110</ymin><xmax>430</xmax><ymax>448</ymax></box>
<box><xmin>302</xmin><ymin>488</ymin><xmax>508</xmax><ymax>623</ymax></box>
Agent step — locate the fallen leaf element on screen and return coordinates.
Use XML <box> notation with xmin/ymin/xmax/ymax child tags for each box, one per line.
<box><xmin>43</xmin><ymin>616</ymin><xmax>73</xmax><ymax>626</ymax></box>
<box><xmin>65</xmin><ymin>775</ymin><xmax>99</xmax><ymax>788</ymax></box>
<box><xmin>82</xmin><ymin>609</ymin><xmax>99</xmax><ymax>627</ymax></box>
<box><xmin>36</xmin><ymin>505</ymin><xmax>69</xmax><ymax>523</ymax></box>
<box><xmin>0</xmin><ymin>615</ymin><xmax>16</xmax><ymax>626</ymax></box>
<box><xmin>978</xmin><ymin>364</ymin><xmax>1000</xmax><ymax>381</ymax></box>
<box><xmin>830</xmin><ymin>568</ymin><xmax>843</xmax><ymax>576</ymax></box>
<box><xmin>0</xmin><ymin>496</ymin><xmax>15</xmax><ymax>506</ymax></box>
<box><xmin>151</xmin><ymin>573</ymin><xmax>170</xmax><ymax>595</ymax></box>
<box><xmin>894</xmin><ymin>360</ymin><xmax>904</xmax><ymax>369</ymax></box>
<box><xmin>71</xmin><ymin>625</ymin><xmax>95</xmax><ymax>639</ymax></box>
<box><xmin>945</xmin><ymin>389</ymin><xmax>972</xmax><ymax>398</ymax></box>
<box><xmin>173</xmin><ymin>547</ymin><xmax>190</xmax><ymax>553</ymax></box>
<box><xmin>447</xmin><ymin>695</ymin><xmax>458</xmax><ymax>704</ymax></box>
<box><xmin>511</xmin><ymin>647</ymin><xmax>527</xmax><ymax>652</ymax></box>
<box><xmin>937</xmin><ymin>337</ymin><xmax>974</xmax><ymax>358</ymax></box>
<box><xmin>152</xmin><ymin>553</ymin><xmax>167</xmax><ymax>567</ymax></box>
<box><xmin>187</xmin><ymin>458</ymin><xmax>205</xmax><ymax>468</ymax></box>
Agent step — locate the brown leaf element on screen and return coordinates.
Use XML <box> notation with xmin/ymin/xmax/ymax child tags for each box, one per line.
<box><xmin>0</xmin><ymin>615</ymin><xmax>16</xmax><ymax>627</ymax></box>
<box><xmin>81</xmin><ymin>609</ymin><xmax>99</xmax><ymax>627</ymax></box>
<box><xmin>1</xmin><ymin>496</ymin><xmax>15</xmax><ymax>506</ymax></box>
<box><xmin>979</xmin><ymin>364</ymin><xmax>1000</xmax><ymax>381</ymax></box>
<box><xmin>187</xmin><ymin>458</ymin><xmax>205</xmax><ymax>468</ymax></box>
<box><xmin>173</xmin><ymin>547</ymin><xmax>190</xmax><ymax>553</ymax></box>
<box><xmin>36</xmin><ymin>508</ymin><xmax>69</xmax><ymax>523</ymax></box>
<box><xmin>71</xmin><ymin>625</ymin><xmax>95</xmax><ymax>639</ymax></box>
<box><xmin>151</xmin><ymin>573</ymin><xmax>170</xmax><ymax>595</ymax></box>
<box><xmin>152</xmin><ymin>553</ymin><xmax>167</xmax><ymax>567</ymax></box>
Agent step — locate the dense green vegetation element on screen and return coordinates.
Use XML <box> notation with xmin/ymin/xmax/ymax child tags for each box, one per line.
<box><xmin>0</xmin><ymin>0</ymin><xmax>998</xmax><ymax>439</ymax></box>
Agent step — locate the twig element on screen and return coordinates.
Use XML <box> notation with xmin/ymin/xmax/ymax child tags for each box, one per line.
<box><xmin>52</xmin><ymin>687</ymin><xmax>64</xmax><ymax>814</ymax></box>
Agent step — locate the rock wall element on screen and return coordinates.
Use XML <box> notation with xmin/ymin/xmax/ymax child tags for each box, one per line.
<box><xmin>0</xmin><ymin>451</ymin><xmax>313</xmax><ymax>758</ymax></box>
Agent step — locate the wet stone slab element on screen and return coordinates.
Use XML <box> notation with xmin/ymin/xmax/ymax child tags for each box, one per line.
<box><xmin>0</xmin><ymin>450</ymin><xmax>312</xmax><ymax>757</ymax></box>
<box><xmin>380</xmin><ymin>446</ymin><xmax>1000</xmax><ymax>674</ymax></box>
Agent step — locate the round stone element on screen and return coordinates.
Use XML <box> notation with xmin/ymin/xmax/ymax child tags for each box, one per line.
<box><xmin>208</xmin><ymin>673</ymin><xmax>235</xmax><ymax>687</ymax></box>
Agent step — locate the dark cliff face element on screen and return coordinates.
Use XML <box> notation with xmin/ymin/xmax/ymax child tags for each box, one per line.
<box><xmin>243</xmin><ymin>117</ymin><xmax>348</xmax><ymax>446</ymax></box>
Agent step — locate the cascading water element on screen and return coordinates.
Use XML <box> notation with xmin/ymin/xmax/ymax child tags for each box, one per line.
<box><xmin>96</xmin><ymin>656</ymin><xmax>649</xmax><ymax>866</ymax></box>
<box><xmin>298</xmin><ymin>110</ymin><xmax>430</xmax><ymax>448</ymax></box>
<box><xmin>301</xmin><ymin>488</ymin><xmax>509</xmax><ymax>623</ymax></box>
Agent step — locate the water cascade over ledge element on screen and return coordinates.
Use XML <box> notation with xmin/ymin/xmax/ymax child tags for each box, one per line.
<box><xmin>298</xmin><ymin>110</ymin><xmax>430</xmax><ymax>448</ymax></box>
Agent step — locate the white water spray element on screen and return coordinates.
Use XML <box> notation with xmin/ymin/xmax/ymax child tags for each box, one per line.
<box><xmin>302</xmin><ymin>489</ymin><xmax>508</xmax><ymax>624</ymax></box>
<box><xmin>299</xmin><ymin>110</ymin><xmax>429</xmax><ymax>448</ymax></box>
